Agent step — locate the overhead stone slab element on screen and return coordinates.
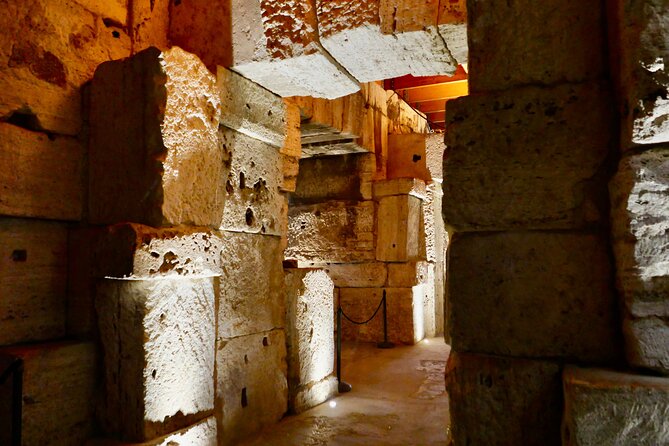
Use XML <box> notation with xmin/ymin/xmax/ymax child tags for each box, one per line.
<box><xmin>448</xmin><ymin>231</ymin><xmax>622</xmax><ymax>363</ymax></box>
<box><xmin>563</xmin><ymin>366</ymin><xmax>669</xmax><ymax>445</ymax></box>
<box><xmin>437</xmin><ymin>0</ymin><xmax>467</xmax><ymax>66</ymax></box>
<box><xmin>0</xmin><ymin>0</ymin><xmax>131</xmax><ymax>135</ymax></box>
<box><xmin>619</xmin><ymin>0</ymin><xmax>669</xmax><ymax>145</ymax></box>
<box><xmin>171</xmin><ymin>0</ymin><xmax>359</xmax><ymax>99</ymax></box>
<box><xmin>443</xmin><ymin>83</ymin><xmax>614</xmax><ymax>231</ymax></box>
<box><xmin>96</xmin><ymin>277</ymin><xmax>217</xmax><ymax>441</ymax></box>
<box><xmin>445</xmin><ymin>351</ymin><xmax>562</xmax><ymax>446</ymax></box>
<box><xmin>316</xmin><ymin>0</ymin><xmax>458</xmax><ymax>83</ymax></box>
<box><xmin>89</xmin><ymin>46</ymin><xmax>223</xmax><ymax>227</ymax></box>
<box><xmin>322</xmin><ymin>263</ymin><xmax>388</xmax><ymax>288</ymax></box>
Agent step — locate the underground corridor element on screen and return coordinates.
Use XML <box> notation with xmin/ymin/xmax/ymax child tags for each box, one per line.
<box><xmin>1</xmin><ymin>1</ymin><xmax>669</xmax><ymax>445</ymax></box>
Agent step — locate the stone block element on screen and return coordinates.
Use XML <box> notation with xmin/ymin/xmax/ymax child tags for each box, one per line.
<box><xmin>219</xmin><ymin>128</ymin><xmax>285</xmax><ymax>236</ymax></box>
<box><xmin>423</xmin><ymin>264</ymin><xmax>436</xmax><ymax>338</ymax></box>
<box><xmin>286</xmin><ymin>201</ymin><xmax>376</xmax><ymax>264</ymax></box>
<box><xmin>425</xmin><ymin>133</ymin><xmax>445</xmax><ymax>182</ymax></box>
<box><xmin>445</xmin><ymin>351</ymin><xmax>562</xmax><ymax>446</ymax></box>
<box><xmin>437</xmin><ymin>0</ymin><xmax>467</xmax><ymax>66</ymax></box>
<box><xmin>131</xmin><ymin>0</ymin><xmax>170</xmax><ymax>52</ymax></box>
<box><xmin>376</xmin><ymin>195</ymin><xmax>424</xmax><ymax>262</ymax></box>
<box><xmin>387</xmin><ymin>262</ymin><xmax>429</xmax><ymax>288</ymax></box>
<box><xmin>290</xmin><ymin>376</ymin><xmax>338</xmax><ymax>415</ymax></box>
<box><xmin>322</xmin><ymin>263</ymin><xmax>388</xmax><ymax>288</ymax></box>
<box><xmin>443</xmin><ymin>83</ymin><xmax>614</xmax><ymax>231</ymax></box>
<box><xmin>0</xmin><ymin>218</ymin><xmax>67</xmax><ymax>346</ymax></box>
<box><xmin>563</xmin><ymin>366</ymin><xmax>669</xmax><ymax>445</ymax></box>
<box><xmin>448</xmin><ymin>232</ymin><xmax>622</xmax><ymax>363</ymax></box>
<box><xmin>373</xmin><ymin>178</ymin><xmax>427</xmax><ymax>199</ymax></box>
<box><xmin>93</xmin><ymin>223</ymin><xmax>223</xmax><ymax>279</ymax></box>
<box><xmin>619</xmin><ymin>0</ymin><xmax>669</xmax><ymax>145</ymax></box>
<box><xmin>623</xmin><ymin>317</ymin><xmax>669</xmax><ymax>374</ymax></box>
<box><xmin>96</xmin><ymin>277</ymin><xmax>217</xmax><ymax>441</ymax></box>
<box><xmin>467</xmin><ymin>0</ymin><xmax>605</xmax><ymax>92</ymax></box>
<box><xmin>171</xmin><ymin>0</ymin><xmax>359</xmax><ymax>98</ymax></box>
<box><xmin>218</xmin><ymin>67</ymin><xmax>301</xmax><ymax>154</ymax></box>
<box><xmin>218</xmin><ymin>232</ymin><xmax>284</xmax><ymax>339</ymax></box>
<box><xmin>89</xmin><ymin>46</ymin><xmax>223</xmax><ymax>227</ymax></box>
<box><xmin>424</xmin><ymin>181</ymin><xmax>446</xmax><ymax>263</ymax></box>
<box><xmin>339</xmin><ymin>287</ymin><xmax>424</xmax><ymax>344</ymax></box>
<box><xmin>216</xmin><ymin>330</ymin><xmax>288</xmax><ymax>446</ymax></box>
<box><xmin>0</xmin><ymin>123</ymin><xmax>83</xmax><ymax>220</ymax></box>
<box><xmin>0</xmin><ymin>0</ymin><xmax>131</xmax><ymax>135</ymax></box>
<box><xmin>317</xmin><ymin>1</ymin><xmax>457</xmax><ymax>83</ymax></box>
<box><xmin>291</xmin><ymin>154</ymin><xmax>368</xmax><ymax>205</ymax></box>
<box><xmin>387</xmin><ymin>133</ymin><xmax>431</xmax><ymax>182</ymax></box>
<box><xmin>285</xmin><ymin>269</ymin><xmax>336</xmax><ymax>412</ymax></box>
<box><xmin>87</xmin><ymin>417</ymin><xmax>217</xmax><ymax>446</ymax></box>
<box><xmin>0</xmin><ymin>342</ymin><xmax>96</xmax><ymax>446</ymax></box>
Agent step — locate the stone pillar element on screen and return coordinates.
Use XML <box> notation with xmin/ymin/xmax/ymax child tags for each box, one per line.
<box><xmin>444</xmin><ymin>1</ymin><xmax>620</xmax><ymax>443</ymax></box>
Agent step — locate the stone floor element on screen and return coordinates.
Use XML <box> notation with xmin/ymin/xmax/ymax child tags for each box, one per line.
<box><xmin>241</xmin><ymin>337</ymin><xmax>451</xmax><ymax>445</ymax></box>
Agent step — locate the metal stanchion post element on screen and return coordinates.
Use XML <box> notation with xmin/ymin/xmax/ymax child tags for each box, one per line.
<box><xmin>12</xmin><ymin>361</ymin><xmax>23</xmax><ymax>446</ymax></box>
<box><xmin>337</xmin><ymin>307</ymin><xmax>352</xmax><ymax>393</ymax></box>
<box><xmin>377</xmin><ymin>290</ymin><xmax>395</xmax><ymax>349</ymax></box>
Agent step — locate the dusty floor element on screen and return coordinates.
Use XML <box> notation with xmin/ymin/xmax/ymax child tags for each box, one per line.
<box><xmin>241</xmin><ymin>338</ymin><xmax>451</xmax><ymax>445</ymax></box>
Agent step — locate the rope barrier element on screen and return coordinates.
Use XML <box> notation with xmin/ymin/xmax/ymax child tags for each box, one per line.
<box><xmin>339</xmin><ymin>296</ymin><xmax>385</xmax><ymax>325</ymax></box>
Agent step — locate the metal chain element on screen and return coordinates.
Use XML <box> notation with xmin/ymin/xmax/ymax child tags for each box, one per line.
<box><xmin>339</xmin><ymin>296</ymin><xmax>385</xmax><ymax>325</ymax></box>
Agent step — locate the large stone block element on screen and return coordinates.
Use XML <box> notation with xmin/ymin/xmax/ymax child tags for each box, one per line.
<box><xmin>425</xmin><ymin>133</ymin><xmax>445</xmax><ymax>182</ymax></box>
<box><xmin>286</xmin><ymin>201</ymin><xmax>376</xmax><ymax>264</ymax></box>
<box><xmin>291</xmin><ymin>154</ymin><xmax>368</xmax><ymax>205</ymax></box>
<box><xmin>387</xmin><ymin>133</ymin><xmax>430</xmax><ymax>182</ymax></box>
<box><xmin>0</xmin><ymin>342</ymin><xmax>96</xmax><ymax>446</ymax></box>
<box><xmin>88</xmin><ymin>417</ymin><xmax>217</xmax><ymax>446</ymax></box>
<box><xmin>89</xmin><ymin>46</ymin><xmax>223</xmax><ymax>227</ymax></box>
<box><xmin>215</xmin><ymin>330</ymin><xmax>288</xmax><ymax>446</ymax></box>
<box><xmin>322</xmin><ymin>263</ymin><xmax>388</xmax><ymax>288</ymax></box>
<box><xmin>93</xmin><ymin>223</ymin><xmax>223</xmax><ymax>278</ymax></box>
<box><xmin>448</xmin><ymin>232</ymin><xmax>622</xmax><ymax>363</ymax></box>
<box><xmin>424</xmin><ymin>181</ymin><xmax>447</xmax><ymax>263</ymax></box>
<box><xmin>218</xmin><ymin>67</ymin><xmax>301</xmax><ymax>154</ymax></box>
<box><xmin>218</xmin><ymin>232</ymin><xmax>284</xmax><ymax>339</ymax></box>
<box><xmin>467</xmin><ymin>0</ymin><xmax>605</xmax><ymax>92</ymax></box>
<box><xmin>387</xmin><ymin>261</ymin><xmax>429</xmax><ymax>288</ymax></box>
<box><xmin>0</xmin><ymin>0</ymin><xmax>131</xmax><ymax>135</ymax></box>
<box><xmin>443</xmin><ymin>83</ymin><xmax>614</xmax><ymax>231</ymax></box>
<box><xmin>0</xmin><ymin>218</ymin><xmax>67</xmax><ymax>346</ymax></box>
<box><xmin>619</xmin><ymin>0</ymin><xmax>669</xmax><ymax>145</ymax></box>
<box><xmin>96</xmin><ymin>277</ymin><xmax>217</xmax><ymax>441</ymax></box>
<box><xmin>339</xmin><ymin>287</ymin><xmax>424</xmax><ymax>344</ymax></box>
<box><xmin>131</xmin><ymin>0</ymin><xmax>170</xmax><ymax>53</ymax></box>
<box><xmin>316</xmin><ymin>1</ymin><xmax>458</xmax><ymax>83</ymax></box>
<box><xmin>170</xmin><ymin>0</ymin><xmax>359</xmax><ymax>98</ymax></box>
<box><xmin>445</xmin><ymin>351</ymin><xmax>562</xmax><ymax>446</ymax></box>
<box><xmin>285</xmin><ymin>269</ymin><xmax>336</xmax><ymax>413</ymax></box>
<box><xmin>563</xmin><ymin>366</ymin><xmax>669</xmax><ymax>445</ymax></box>
<box><xmin>0</xmin><ymin>123</ymin><xmax>83</xmax><ymax>220</ymax></box>
<box><xmin>376</xmin><ymin>194</ymin><xmax>424</xmax><ymax>262</ymax></box>
<box><xmin>373</xmin><ymin>178</ymin><xmax>427</xmax><ymax>200</ymax></box>
<box><xmin>219</xmin><ymin>128</ymin><xmax>285</xmax><ymax>236</ymax></box>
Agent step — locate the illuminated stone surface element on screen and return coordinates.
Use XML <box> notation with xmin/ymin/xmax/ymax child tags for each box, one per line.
<box><xmin>89</xmin><ymin>46</ymin><xmax>223</xmax><ymax>227</ymax></box>
<box><xmin>88</xmin><ymin>417</ymin><xmax>217</xmax><ymax>446</ymax></box>
<box><xmin>387</xmin><ymin>133</ymin><xmax>430</xmax><ymax>182</ymax></box>
<box><xmin>376</xmin><ymin>194</ymin><xmax>424</xmax><ymax>262</ymax></box>
<box><xmin>96</xmin><ymin>277</ymin><xmax>216</xmax><ymax>441</ymax></box>
<box><xmin>322</xmin><ymin>263</ymin><xmax>388</xmax><ymax>288</ymax></box>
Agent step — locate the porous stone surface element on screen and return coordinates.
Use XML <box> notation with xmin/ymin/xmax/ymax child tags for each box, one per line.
<box><xmin>96</xmin><ymin>277</ymin><xmax>217</xmax><ymax>441</ymax></box>
<box><xmin>620</xmin><ymin>0</ymin><xmax>669</xmax><ymax>145</ymax></box>
<box><xmin>425</xmin><ymin>133</ymin><xmax>445</xmax><ymax>182</ymax></box>
<box><xmin>0</xmin><ymin>123</ymin><xmax>83</xmax><ymax>220</ymax></box>
<box><xmin>0</xmin><ymin>0</ymin><xmax>131</xmax><ymax>135</ymax></box>
<box><xmin>467</xmin><ymin>0</ymin><xmax>605</xmax><ymax>92</ymax></box>
<box><xmin>0</xmin><ymin>218</ymin><xmax>67</xmax><ymax>346</ymax></box>
<box><xmin>376</xmin><ymin>195</ymin><xmax>424</xmax><ymax>262</ymax></box>
<box><xmin>445</xmin><ymin>351</ymin><xmax>562</xmax><ymax>446</ymax></box>
<box><xmin>218</xmin><ymin>67</ymin><xmax>300</xmax><ymax>153</ymax></box>
<box><xmin>285</xmin><ymin>269</ymin><xmax>335</xmax><ymax>412</ymax></box>
<box><xmin>339</xmin><ymin>287</ymin><xmax>424</xmax><ymax>344</ymax></box>
<box><xmin>322</xmin><ymin>263</ymin><xmax>388</xmax><ymax>288</ymax></box>
<box><xmin>610</xmin><ymin>149</ymin><xmax>669</xmax><ymax>373</ymax></box>
<box><xmin>438</xmin><ymin>0</ymin><xmax>467</xmax><ymax>66</ymax></box>
<box><xmin>316</xmin><ymin>1</ymin><xmax>458</xmax><ymax>83</ymax></box>
<box><xmin>387</xmin><ymin>133</ymin><xmax>430</xmax><ymax>182</ymax></box>
<box><xmin>0</xmin><ymin>342</ymin><xmax>96</xmax><ymax>446</ymax></box>
<box><xmin>88</xmin><ymin>417</ymin><xmax>217</xmax><ymax>446</ymax></box>
<box><xmin>291</xmin><ymin>154</ymin><xmax>368</xmax><ymax>204</ymax></box>
<box><xmin>215</xmin><ymin>330</ymin><xmax>288</xmax><ymax>446</ymax></box>
<box><xmin>448</xmin><ymin>232</ymin><xmax>621</xmax><ymax>363</ymax></box>
<box><xmin>173</xmin><ymin>0</ymin><xmax>359</xmax><ymax>98</ymax></box>
<box><xmin>563</xmin><ymin>366</ymin><xmax>669</xmax><ymax>445</ymax></box>
<box><xmin>443</xmin><ymin>83</ymin><xmax>613</xmax><ymax>231</ymax></box>
<box><xmin>89</xmin><ymin>46</ymin><xmax>223</xmax><ymax>227</ymax></box>
<box><xmin>219</xmin><ymin>128</ymin><xmax>285</xmax><ymax>236</ymax></box>
<box><xmin>387</xmin><ymin>262</ymin><xmax>429</xmax><ymax>288</ymax></box>
<box><xmin>218</xmin><ymin>232</ymin><xmax>284</xmax><ymax>339</ymax></box>
<box><xmin>286</xmin><ymin>201</ymin><xmax>376</xmax><ymax>264</ymax></box>
<box><xmin>93</xmin><ymin>224</ymin><xmax>223</xmax><ymax>278</ymax></box>
<box><xmin>424</xmin><ymin>182</ymin><xmax>446</xmax><ymax>263</ymax></box>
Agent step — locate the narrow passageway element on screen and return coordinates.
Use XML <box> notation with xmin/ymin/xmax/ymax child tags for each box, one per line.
<box><xmin>241</xmin><ymin>338</ymin><xmax>450</xmax><ymax>446</ymax></box>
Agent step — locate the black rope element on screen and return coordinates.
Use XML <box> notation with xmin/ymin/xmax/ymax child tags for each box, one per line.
<box><xmin>339</xmin><ymin>296</ymin><xmax>385</xmax><ymax>325</ymax></box>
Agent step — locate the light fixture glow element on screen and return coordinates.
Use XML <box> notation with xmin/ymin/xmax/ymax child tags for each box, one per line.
<box><xmin>424</xmin><ymin>339</ymin><xmax>430</xmax><ymax>344</ymax></box>
<box><xmin>329</xmin><ymin>400</ymin><xmax>337</xmax><ymax>408</ymax></box>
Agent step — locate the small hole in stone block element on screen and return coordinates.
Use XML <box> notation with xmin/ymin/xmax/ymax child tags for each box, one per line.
<box><xmin>392</xmin><ymin>244</ymin><xmax>396</xmax><ymax>248</ymax></box>
<box><xmin>241</xmin><ymin>388</ymin><xmax>248</xmax><ymax>408</ymax></box>
<box><xmin>245</xmin><ymin>208</ymin><xmax>255</xmax><ymax>226</ymax></box>
<box><xmin>11</xmin><ymin>250</ymin><xmax>27</xmax><ymax>262</ymax></box>
<box><xmin>226</xmin><ymin>180</ymin><xmax>234</xmax><ymax>194</ymax></box>
<box><xmin>246</xmin><ymin>103</ymin><xmax>251</xmax><ymax>110</ymax></box>
<box><xmin>239</xmin><ymin>171</ymin><xmax>246</xmax><ymax>189</ymax></box>
<box><xmin>244</xmin><ymin>354</ymin><xmax>249</xmax><ymax>364</ymax></box>
<box><xmin>112</xmin><ymin>31</ymin><xmax>120</xmax><ymax>38</ymax></box>
<box><xmin>152</xmin><ymin>369</ymin><xmax>157</xmax><ymax>379</ymax></box>
<box><xmin>151</xmin><ymin>252</ymin><xmax>160</xmax><ymax>258</ymax></box>
<box><xmin>262</xmin><ymin>337</ymin><xmax>269</xmax><ymax>347</ymax></box>
<box><xmin>174</xmin><ymin>0</ymin><xmax>181</xmax><ymax>5</ymax></box>
<box><xmin>267</xmin><ymin>110</ymin><xmax>272</xmax><ymax>116</ymax></box>
<box><xmin>412</xmin><ymin>154</ymin><xmax>422</xmax><ymax>162</ymax></box>
<box><xmin>159</xmin><ymin>313</ymin><xmax>166</xmax><ymax>322</ymax></box>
